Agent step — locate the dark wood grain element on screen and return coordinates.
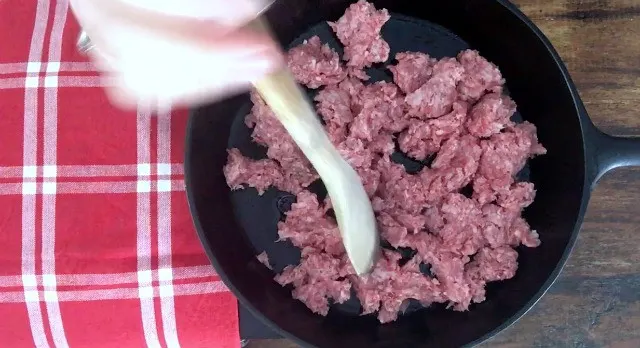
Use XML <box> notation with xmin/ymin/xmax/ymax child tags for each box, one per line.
<box><xmin>249</xmin><ymin>1</ymin><xmax>640</xmax><ymax>346</ymax></box>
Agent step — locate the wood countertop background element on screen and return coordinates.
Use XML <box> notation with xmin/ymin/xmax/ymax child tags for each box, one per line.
<box><xmin>249</xmin><ymin>0</ymin><xmax>640</xmax><ymax>346</ymax></box>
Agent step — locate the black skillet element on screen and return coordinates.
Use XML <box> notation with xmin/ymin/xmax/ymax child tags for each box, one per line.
<box><xmin>184</xmin><ymin>0</ymin><xmax>640</xmax><ymax>347</ymax></box>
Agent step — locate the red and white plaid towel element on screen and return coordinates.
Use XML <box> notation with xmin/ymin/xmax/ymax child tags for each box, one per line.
<box><xmin>0</xmin><ymin>1</ymin><xmax>239</xmax><ymax>347</ymax></box>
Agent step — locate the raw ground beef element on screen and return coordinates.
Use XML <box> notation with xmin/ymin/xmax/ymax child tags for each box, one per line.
<box><xmin>328</xmin><ymin>0</ymin><xmax>391</xmax><ymax>69</ymax></box>
<box><xmin>256</xmin><ymin>251</ymin><xmax>272</xmax><ymax>270</ymax></box>
<box><xmin>223</xmin><ymin>0</ymin><xmax>547</xmax><ymax>323</ymax></box>
<box><xmin>404</xmin><ymin>58</ymin><xmax>465</xmax><ymax>119</ymax></box>
<box><xmin>390</xmin><ymin>52</ymin><xmax>437</xmax><ymax>94</ymax></box>
<box><xmin>288</xmin><ymin>36</ymin><xmax>348</xmax><ymax>89</ymax></box>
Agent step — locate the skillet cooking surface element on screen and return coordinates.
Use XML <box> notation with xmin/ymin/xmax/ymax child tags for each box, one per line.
<box><xmin>187</xmin><ymin>0</ymin><xmax>595</xmax><ymax>346</ymax></box>
<box><xmin>227</xmin><ymin>14</ymin><xmax>529</xmax><ymax>319</ymax></box>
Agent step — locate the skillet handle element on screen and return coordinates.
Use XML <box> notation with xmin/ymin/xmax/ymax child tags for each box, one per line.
<box><xmin>587</xmin><ymin>126</ymin><xmax>640</xmax><ymax>187</ymax></box>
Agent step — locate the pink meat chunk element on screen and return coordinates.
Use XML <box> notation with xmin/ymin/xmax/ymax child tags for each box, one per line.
<box><xmin>266</xmin><ymin>145</ymin><xmax>317</xmax><ymax>189</ymax></box>
<box><xmin>338</xmin><ymin>76</ymin><xmax>366</xmax><ymax>98</ymax></box>
<box><xmin>315</xmin><ymin>84</ymin><xmax>354</xmax><ymax>128</ymax></box>
<box><xmin>348</xmin><ymin>66</ymin><xmax>371</xmax><ymax>81</ymax></box>
<box><xmin>357</xmin><ymin>167</ymin><xmax>382</xmax><ymax>197</ymax></box>
<box><xmin>497</xmin><ymin>181</ymin><xmax>536</xmax><ymax>212</ymax></box>
<box><xmin>377</xmin><ymin>212</ymin><xmax>411</xmax><ymax>249</ymax></box>
<box><xmin>337</xmin><ymin>137</ymin><xmax>376</xmax><ymax>169</ymax></box>
<box><xmin>472</xmin><ymin>246</ymin><xmax>519</xmax><ymax>284</ymax></box>
<box><xmin>389</xmin><ymin>52</ymin><xmax>437</xmax><ymax>94</ymax></box>
<box><xmin>437</xmin><ymin>193</ymin><xmax>486</xmax><ymax>256</ymax></box>
<box><xmin>480</xmin><ymin>203</ymin><xmax>519</xmax><ymax>247</ymax></box>
<box><xmin>472</xmin><ymin>175</ymin><xmax>504</xmax><ymax>205</ymax></box>
<box><xmin>328</xmin><ymin>0</ymin><xmax>391</xmax><ymax>68</ymax></box>
<box><xmin>475</xmin><ymin>122</ymin><xmax>546</xmax><ymax>203</ymax></box>
<box><xmin>481</xmin><ymin>202</ymin><xmax>540</xmax><ymax>248</ymax></box>
<box><xmin>407</xmin><ymin>232</ymin><xmax>473</xmax><ymax>309</ymax></box>
<box><xmin>343</xmin><ymin>37</ymin><xmax>390</xmax><ymax>70</ymax></box>
<box><xmin>275</xmin><ymin>252</ymin><xmax>354</xmax><ymax>315</ymax></box>
<box><xmin>465</xmin><ymin>246</ymin><xmax>518</xmax><ymax>303</ymax></box>
<box><xmin>512</xmin><ymin>216</ymin><xmax>541</xmax><ymax>247</ymax></box>
<box><xmin>246</xmin><ymin>91</ymin><xmax>287</xmax><ymax>147</ymax></box>
<box><xmin>223</xmin><ymin>0</ymin><xmax>547</xmax><ymax>324</ymax></box>
<box><xmin>287</xmin><ymin>36</ymin><xmax>348</xmax><ymax>89</ymax></box>
<box><xmin>472</xmin><ymin>120</ymin><xmax>545</xmax><ymax>205</ymax></box>
<box><xmin>314</xmin><ymin>84</ymin><xmax>354</xmax><ymax>145</ymax></box>
<box><xmin>246</xmin><ymin>91</ymin><xmax>319</xmax><ymax>189</ymax></box>
<box><xmin>256</xmin><ymin>251</ymin><xmax>272</xmax><ymax>270</ymax></box>
<box><xmin>466</xmin><ymin>93</ymin><xmax>516</xmax><ymax>138</ymax></box>
<box><xmin>375</xmin><ymin>156</ymin><xmax>429</xmax><ymax>213</ymax></box>
<box><xmin>350</xmin><ymin>250</ymin><xmax>443</xmax><ymax>322</ymax></box>
<box><xmin>393</xmin><ymin>209</ymin><xmax>428</xmax><ymax>234</ymax></box>
<box><xmin>225</xmin><ymin>148</ymin><xmax>315</xmax><ymax>194</ymax></box>
<box><xmin>398</xmin><ymin>100</ymin><xmax>468</xmax><ymax>160</ymax></box>
<box><xmin>277</xmin><ymin>191</ymin><xmax>345</xmax><ymax>256</ymax></box>
<box><xmin>224</xmin><ymin>149</ymin><xmax>282</xmax><ymax>194</ymax></box>
<box><xmin>422</xmin><ymin>134</ymin><xmax>483</xmax><ymax>201</ymax></box>
<box><xmin>369</xmin><ymin>133</ymin><xmax>395</xmax><ymax>156</ymax></box>
<box><xmin>405</xmin><ymin>58</ymin><xmax>465</xmax><ymax>119</ymax></box>
<box><xmin>376</xmin><ymin>209</ymin><xmax>429</xmax><ymax>247</ymax></box>
<box><xmin>457</xmin><ymin>49</ymin><xmax>505</xmax><ymax>102</ymax></box>
<box><xmin>350</xmin><ymin>82</ymin><xmax>406</xmax><ymax>141</ymax></box>
<box><xmin>398</xmin><ymin>121</ymin><xmax>441</xmax><ymax>160</ymax></box>
<box><xmin>335</xmin><ymin>138</ymin><xmax>382</xmax><ymax>196</ymax></box>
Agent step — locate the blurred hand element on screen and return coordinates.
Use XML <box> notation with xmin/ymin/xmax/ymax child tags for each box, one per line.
<box><xmin>69</xmin><ymin>0</ymin><xmax>283</xmax><ymax>109</ymax></box>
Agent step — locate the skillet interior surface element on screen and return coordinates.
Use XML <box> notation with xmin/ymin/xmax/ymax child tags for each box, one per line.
<box><xmin>186</xmin><ymin>0</ymin><xmax>589</xmax><ymax>347</ymax></box>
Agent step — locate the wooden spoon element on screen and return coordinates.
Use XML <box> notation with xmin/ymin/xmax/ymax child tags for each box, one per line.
<box><xmin>254</xmin><ymin>67</ymin><xmax>380</xmax><ymax>275</ymax></box>
<box><xmin>249</xmin><ymin>16</ymin><xmax>379</xmax><ymax>275</ymax></box>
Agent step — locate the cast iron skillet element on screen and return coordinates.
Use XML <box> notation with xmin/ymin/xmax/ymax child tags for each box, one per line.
<box><xmin>184</xmin><ymin>0</ymin><xmax>640</xmax><ymax>347</ymax></box>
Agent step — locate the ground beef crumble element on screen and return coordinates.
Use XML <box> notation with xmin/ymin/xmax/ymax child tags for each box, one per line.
<box><xmin>328</xmin><ymin>0</ymin><xmax>391</xmax><ymax>69</ymax></box>
<box><xmin>224</xmin><ymin>0</ymin><xmax>546</xmax><ymax>323</ymax></box>
<box><xmin>288</xmin><ymin>36</ymin><xmax>348</xmax><ymax>89</ymax></box>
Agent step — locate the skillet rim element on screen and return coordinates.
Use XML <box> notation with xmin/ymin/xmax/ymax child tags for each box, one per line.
<box><xmin>183</xmin><ymin>0</ymin><xmax>593</xmax><ymax>346</ymax></box>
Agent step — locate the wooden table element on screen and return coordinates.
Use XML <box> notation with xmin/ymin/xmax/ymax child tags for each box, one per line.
<box><xmin>249</xmin><ymin>0</ymin><xmax>640</xmax><ymax>346</ymax></box>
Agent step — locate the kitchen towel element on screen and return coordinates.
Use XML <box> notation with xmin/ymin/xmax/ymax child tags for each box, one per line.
<box><xmin>0</xmin><ymin>0</ymin><xmax>239</xmax><ymax>347</ymax></box>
